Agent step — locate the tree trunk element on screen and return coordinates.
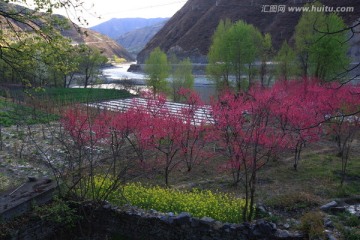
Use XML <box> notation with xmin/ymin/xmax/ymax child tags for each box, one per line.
<box><xmin>0</xmin><ymin>125</ymin><xmax>2</xmax><ymax>151</ymax></box>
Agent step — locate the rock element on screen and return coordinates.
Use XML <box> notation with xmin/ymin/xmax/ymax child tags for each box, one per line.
<box><xmin>127</xmin><ymin>64</ymin><xmax>141</xmax><ymax>72</ymax></box>
<box><xmin>173</xmin><ymin>212</ymin><xmax>191</xmax><ymax>225</ymax></box>
<box><xmin>257</xmin><ymin>205</ymin><xmax>268</xmax><ymax>215</ymax></box>
<box><xmin>200</xmin><ymin>216</ymin><xmax>215</xmax><ymax>224</ymax></box>
<box><xmin>320</xmin><ymin>201</ymin><xmax>338</xmax><ymax>211</ymax></box>
<box><xmin>325</xmin><ymin>230</ymin><xmax>337</xmax><ymax>240</ymax></box>
<box><xmin>283</xmin><ymin>223</ymin><xmax>290</xmax><ymax>229</ymax></box>
<box><xmin>324</xmin><ymin>218</ymin><xmax>334</xmax><ymax>229</ymax></box>
<box><xmin>345</xmin><ymin>204</ymin><xmax>360</xmax><ymax>217</ymax></box>
<box><xmin>276</xmin><ymin>230</ymin><xmax>305</xmax><ymax>240</ymax></box>
<box><xmin>103</xmin><ymin>203</ymin><xmax>112</xmax><ymax>210</ymax></box>
<box><xmin>237</xmin><ymin>223</ymin><xmax>251</xmax><ymax>235</ymax></box>
<box><xmin>251</xmin><ymin>220</ymin><xmax>277</xmax><ymax>237</ymax></box>
<box><xmin>330</xmin><ymin>207</ymin><xmax>346</xmax><ymax>214</ymax></box>
<box><xmin>213</xmin><ymin>221</ymin><xmax>223</xmax><ymax>230</ymax></box>
<box><xmin>275</xmin><ymin>229</ymin><xmax>291</xmax><ymax>239</ymax></box>
<box><xmin>190</xmin><ymin>218</ymin><xmax>200</xmax><ymax>228</ymax></box>
<box><xmin>221</xmin><ymin>223</ymin><xmax>232</xmax><ymax>232</ymax></box>
<box><xmin>28</xmin><ymin>176</ymin><xmax>37</xmax><ymax>182</ymax></box>
<box><xmin>168</xmin><ymin>216</ymin><xmax>175</xmax><ymax>224</ymax></box>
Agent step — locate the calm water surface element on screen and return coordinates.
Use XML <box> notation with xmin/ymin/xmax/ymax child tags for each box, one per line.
<box><xmin>100</xmin><ymin>63</ymin><xmax>216</xmax><ymax>103</ymax></box>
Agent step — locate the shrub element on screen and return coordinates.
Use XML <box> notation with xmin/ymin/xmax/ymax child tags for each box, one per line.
<box><xmin>34</xmin><ymin>198</ymin><xmax>80</xmax><ymax>228</ymax></box>
<box><xmin>300</xmin><ymin>211</ymin><xmax>325</xmax><ymax>239</ymax></box>
<box><xmin>95</xmin><ymin>178</ymin><xmax>251</xmax><ymax>223</ymax></box>
<box><xmin>265</xmin><ymin>192</ymin><xmax>321</xmax><ymax>211</ymax></box>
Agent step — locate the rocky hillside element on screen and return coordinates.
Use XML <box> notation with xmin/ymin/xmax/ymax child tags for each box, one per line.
<box><xmin>0</xmin><ymin>3</ymin><xmax>134</xmax><ymax>61</ymax></box>
<box><xmin>137</xmin><ymin>0</ymin><xmax>360</xmax><ymax>63</ymax></box>
<box><xmin>91</xmin><ymin>18</ymin><xmax>169</xmax><ymax>40</ymax></box>
<box><xmin>116</xmin><ymin>20</ymin><xmax>168</xmax><ymax>57</ymax></box>
<box><xmin>60</xmin><ymin>23</ymin><xmax>135</xmax><ymax>61</ymax></box>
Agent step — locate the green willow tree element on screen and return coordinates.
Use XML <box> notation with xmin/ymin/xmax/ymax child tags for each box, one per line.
<box><xmin>295</xmin><ymin>2</ymin><xmax>350</xmax><ymax>81</ymax></box>
<box><xmin>170</xmin><ymin>57</ymin><xmax>194</xmax><ymax>102</ymax></box>
<box><xmin>275</xmin><ymin>41</ymin><xmax>299</xmax><ymax>81</ymax></box>
<box><xmin>77</xmin><ymin>44</ymin><xmax>108</xmax><ymax>88</ymax></box>
<box><xmin>260</xmin><ymin>33</ymin><xmax>273</xmax><ymax>87</ymax></box>
<box><xmin>229</xmin><ymin>21</ymin><xmax>263</xmax><ymax>90</ymax></box>
<box><xmin>207</xmin><ymin>18</ymin><xmax>233</xmax><ymax>91</ymax></box>
<box><xmin>144</xmin><ymin>47</ymin><xmax>170</xmax><ymax>97</ymax></box>
<box><xmin>207</xmin><ymin>20</ymin><xmax>265</xmax><ymax>92</ymax></box>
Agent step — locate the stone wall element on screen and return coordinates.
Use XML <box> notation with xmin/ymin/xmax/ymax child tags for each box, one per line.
<box><xmin>82</xmin><ymin>204</ymin><xmax>305</xmax><ymax>240</ymax></box>
<box><xmin>5</xmin><ymin>203</ymin><xmax>305</xmax><ymax>240</ymax></box>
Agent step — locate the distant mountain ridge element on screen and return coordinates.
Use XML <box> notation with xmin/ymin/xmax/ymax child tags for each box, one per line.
<box><xmin>0</xmin><ymin>2</ymin><xmax>134</xmax><ymax>61</ymax></box>
<box><xmin>116</xmin><ymin>20</ymin><xmax>168</xmax><ymax>58</ymax></box>
<box><xmin>91</xmin><ymin>18</ymin><xmax>170</xmax><ymax>40</ymax></box>
<box><xmin>137</xmin><ymin>0</ymin><xmax>360</xmax><ymax>63</ymax></box>
<box><xmin>60</xmin><ymin>22</ymin><xmax>134</xmax><ymax>61</ymax></box>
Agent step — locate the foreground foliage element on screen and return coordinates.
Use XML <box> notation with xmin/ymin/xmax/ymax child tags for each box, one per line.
<box><xmin>58</xmin><ymin>80</ymin><xmax>359</xmax><ymax>222</ymax></box>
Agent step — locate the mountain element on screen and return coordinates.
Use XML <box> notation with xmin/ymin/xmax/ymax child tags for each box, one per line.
<box><xmin>91</xmin><ymin>18</ymin><xmax>170</xmax><ymax>40</ymax></box>
<box><xmin>116</xmin><ymin>20</ymin><xmax>168</xmax><ymax>57</ymax></box>
<box><xmin>0</xmin><ymin>3</ymin><xmax>134</xmax><ymax>61</ymax></box>
<box><xmin>137</xmin><ymin>0</ymin><xmax>360</xmax><ymax>63</ymax></box>
<box><xmin>60</xmin><ymin>24</ymin><xmax>135</xmax><ymax>61</ymax></box>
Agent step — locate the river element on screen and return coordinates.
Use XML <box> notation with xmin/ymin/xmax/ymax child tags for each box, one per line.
<box><xmin>97</xmin><ymin>63</ymin><xmax>217</xmax><ymax>103</ymax></box>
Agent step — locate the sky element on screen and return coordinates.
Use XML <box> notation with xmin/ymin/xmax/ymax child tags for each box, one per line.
<box><xmin>60</xmin><ymin>0</ymin><xmax>188</xmax><ymax>27</ymax></box>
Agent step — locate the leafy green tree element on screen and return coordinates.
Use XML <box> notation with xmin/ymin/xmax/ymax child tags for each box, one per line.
<box><xmin>41</xmin><ymin>37</ymin><xmax>80</xmax><ymax>88</ymax></box>
<box><xmin>144</xmin><ymin>47</ymin><xmax>170</xmax><ymax>97</ymax></box>
<box><xmin>0</xmin><ymin>36</ymin><xmax>81</xmax><ymax>88</ymax></box>
<box><xmin>207</xmin><ymin>19</ymin><xmax>233</xmax><ymax>91</ymax></box>
<box><xmin>228</xmin><ymin>20</ymin><xmax>263</xmax><ymax>90</ymax></box>
<box><xmin>0</xmin><ymin>1</ymin><xmax>86</xmax><ymax>87</ymax></box>
<box><xmin>275</xmin><ymin>41</ymin><xmax>300</xmax><ymax>81</ymax></box>
<box><xmin>3</xmin><ymin>38</ymin><xmax>47</xmax><ymax>87</ymax></box>
<box><xmin>260</xmin><ymin>33</ymin><xmax>273</xmax><ymax>87</ymax></box>
<box><xmin>309</xmin><ymin>13</ymin><xmax>350</xmax><ymax>81</ymax></box>
<box><xmin>170</xmin><ymin>57</ymin><xmax>194</xmax><ymax>102</ymax></box>
<box><xmin>295</xmin><ymin>3</ymin><xmax>350</xmax><ymax>81</ymax></box>
<box><xmin>295</xmin><ymin>2</ymin><xmax>325</xmax><ymax>78</ymax></box>
<box><xmin>207</xmin><ymin>20</ymin><xmax>264</xmax><ymax>92</ymax></box>
<box><xmin>77</xmin><ymin>44</ymin><xmax>108</xmax><ymax>88</ymax></box>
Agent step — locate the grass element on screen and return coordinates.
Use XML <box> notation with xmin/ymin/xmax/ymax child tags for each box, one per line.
<box><xmin>0</xmin><ymin>173</ymin><xmax>12</xmax><ymax>192</ymax></box>
<box><xmin>0</xmin><ymin>98</ymin><xmax>59</xmax><ymax>127</ymax></box>
<box><xmin>332</xmin><ymin>212</ymin><xmax>360</xmax><ymax>240</ymax></box>
<box><xmin>29</xmin><ymin>88</ymin><xmax>133</xmax><ymax>105</ymax></box>
<box><xmin>0</xmin><ymin>88</ymin><xmax>133</xmax><ymax>126</ymax></box>
<box><xmin>264</xmin><ymin>192</ymin><xmax>321</xmax><ymax>211</ymax></box>
<box><xmin>256</xmin><ymin>151</ymin><xmax>360</xmax><ymax>204</ymax></box>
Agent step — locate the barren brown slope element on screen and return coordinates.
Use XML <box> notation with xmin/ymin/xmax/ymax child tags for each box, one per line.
<box><xmin>138</xmin><ymin>0</ymin><xmax>360</xmax><ymax>63</ymax></box>
<box><xmin>56</xmin><ymin>15</ymin><xmax>135</xmax><ymax>61</ymax></box>
<box><xmin>77</xmin><ymin>28</ymin><xmax>135</xmax><ymax>61</ymax></box>
<box><xmin>0</xmin><ymin>2</ymin><xmax>134</xmax><ymax>62</ymax></box>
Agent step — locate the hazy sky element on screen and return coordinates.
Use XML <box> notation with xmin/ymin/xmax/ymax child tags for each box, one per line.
<box><xmin>63</xmin><ymin>0</ymin><xmax>188</xmax><ymax>26</ymax></box>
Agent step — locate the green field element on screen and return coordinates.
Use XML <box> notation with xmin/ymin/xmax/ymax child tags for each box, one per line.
<box><xmin>30</xmin><ymin>88</ymin><xmax>133</xmax><ymax>104</ymax></box>
<box><xmin>0</xmin><ymin>98</ymin><xmax>59</xmax><ymax>127</ymax></box>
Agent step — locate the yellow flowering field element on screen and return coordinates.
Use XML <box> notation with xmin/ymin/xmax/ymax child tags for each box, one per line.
<box><xmin>95</xmin><ymin>178</ymin><xmax>250</xmax><ymax>223</ymax></box>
